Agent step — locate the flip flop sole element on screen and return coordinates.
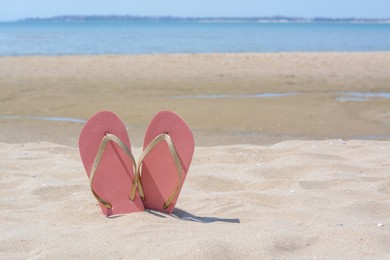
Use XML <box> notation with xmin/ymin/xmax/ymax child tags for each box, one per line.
<box><xmin>140</xmin><ymin>111</ymin><xmax>195</xmax><ymax>213</ymax></box>
<box><xmin>79</xmin><ymin>111</ymin><xmax>144</xmax><ymax>216</ymax></box>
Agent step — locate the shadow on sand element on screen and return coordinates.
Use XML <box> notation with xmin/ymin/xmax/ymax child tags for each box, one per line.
<box><xmin>146</xmin><ymin>208</ymin><xmax>240</xmax><ymax>224</ymax></box>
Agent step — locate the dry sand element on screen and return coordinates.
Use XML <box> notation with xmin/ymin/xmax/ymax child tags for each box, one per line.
<box><xmin>1</xmin><ymin>140</ymin><xmax>390</xmax><ymax>258</ymax></box>
<box><xmin>1</xmin><ymin>53</ymin><xmax>390</xmax><ymax>258</ymax></box>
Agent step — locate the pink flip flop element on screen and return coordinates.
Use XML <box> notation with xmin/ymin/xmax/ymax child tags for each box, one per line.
<box><xmin>137</xmin><ymin>111</ymin><xmax>195</xmax><ymax>214</ymax></box>
<box><xmin>79</xmin><ymin>111</ymin><xmax>144</xmax><ymax>216</ymax></box>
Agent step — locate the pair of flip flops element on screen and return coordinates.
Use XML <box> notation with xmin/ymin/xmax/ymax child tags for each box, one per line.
<box><xmin>79</xmin><ymin>111</ymin><xmax>195</xmax><ymax>217</ymax></box>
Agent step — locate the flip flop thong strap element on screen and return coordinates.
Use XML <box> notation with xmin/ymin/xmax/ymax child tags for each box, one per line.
<box><xmin>137</xmin><ymin>133</ymin><xmax>183</xmax><ymax>209</ymax></box>
<box><xmin>89</xmin><ymin>133</ymin><xmax>137</xmax><ymax>209</ymax></box>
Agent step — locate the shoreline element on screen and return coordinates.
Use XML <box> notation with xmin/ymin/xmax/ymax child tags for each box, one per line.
<box><xmin>1</xmin><ymin>52</ymin><xmax>390</xmax><ymax>146</ymax></box>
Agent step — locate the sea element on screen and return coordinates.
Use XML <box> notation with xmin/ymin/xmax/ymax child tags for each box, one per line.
<box><xmin>0</xmin><ymin>19</ymin><xmax>390</xmax><ymax>55</ymax></box>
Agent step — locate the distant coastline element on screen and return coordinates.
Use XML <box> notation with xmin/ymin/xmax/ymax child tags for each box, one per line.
<box><xmin>19</xmin><ymin>15</ymin><xmax>390</xmax><ymax>23</ymax></box>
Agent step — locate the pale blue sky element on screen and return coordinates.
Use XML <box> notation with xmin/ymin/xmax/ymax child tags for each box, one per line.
<box><xmin>0</xmin><ymin>0</ymin><xmax>389</xmax><ymax>21</ymax></box>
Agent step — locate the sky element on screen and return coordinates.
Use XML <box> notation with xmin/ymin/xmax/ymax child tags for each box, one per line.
<box><xmin>0</xmin><ymin>0</ymin><xmax>389</xmax><ymax>21</ymax></box>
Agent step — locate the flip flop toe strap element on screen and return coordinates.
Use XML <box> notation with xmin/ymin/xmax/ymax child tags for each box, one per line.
<box><xmin>137</xmin><ymin>133</ymin><xmax>183</xmax><ymax>209</ymax></box>
<box><xmin>89</xmin><ymin>133</ymin><xmax>137</xmax><ymax>209</ymax></box>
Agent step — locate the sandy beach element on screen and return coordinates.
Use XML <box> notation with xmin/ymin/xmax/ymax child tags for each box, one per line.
<box><xmin>1</xmin><ymin>52</ymin><xmax>390</xmax><ymax>146</ymax></box>
<box><xmin>1</xmin><ymin>140</ymin><xmax>390</xmax><ymax>258</ymax></box>
<box><xmin>1</xmin><ymin>52</ymin><xmax>390</xmax><ymax>258</ymax></box>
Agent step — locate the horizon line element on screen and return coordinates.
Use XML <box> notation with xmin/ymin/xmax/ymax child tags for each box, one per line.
<box><xmin>3</xmin><ymin>14</ymin><xmax>390</xmax><ymax>22</ymax></box>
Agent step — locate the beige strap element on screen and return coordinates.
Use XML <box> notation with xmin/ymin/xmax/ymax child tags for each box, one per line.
<box><xmin>137</xmin><ymin>133</ymin><xmax>183</xmax><ymax>209</ymax></box>
<box><xmin>89</xmin><ymin>133</ymin><xmax>137</xmax><ymax>209</ymax></box>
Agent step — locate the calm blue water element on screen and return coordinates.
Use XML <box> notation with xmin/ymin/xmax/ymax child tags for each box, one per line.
<box><xmin>0</xmin><ymin>20</ymin><xmax>389</xmax><ymax>55</ymax></box>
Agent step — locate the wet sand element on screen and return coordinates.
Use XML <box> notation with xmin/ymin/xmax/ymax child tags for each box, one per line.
<box><xmin>1</xmin><ymin>52</ymin><xmax>390</xmax><ymax>146</ymax></box>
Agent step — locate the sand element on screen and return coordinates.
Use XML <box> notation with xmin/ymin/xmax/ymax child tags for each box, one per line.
<box><xmin>1</xmin><ymin>52</ymin><xmax>390</xmax><ymax>258</ymax></box>
<box><xmin>1</xmin><ymin>52</ymin><xmax>390</xmax><ymax>146</ymax></box>
<box><xmin>1</xmin><ymin>140</ymin><xmax>390</xmax><ymax>258</ymax></box>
